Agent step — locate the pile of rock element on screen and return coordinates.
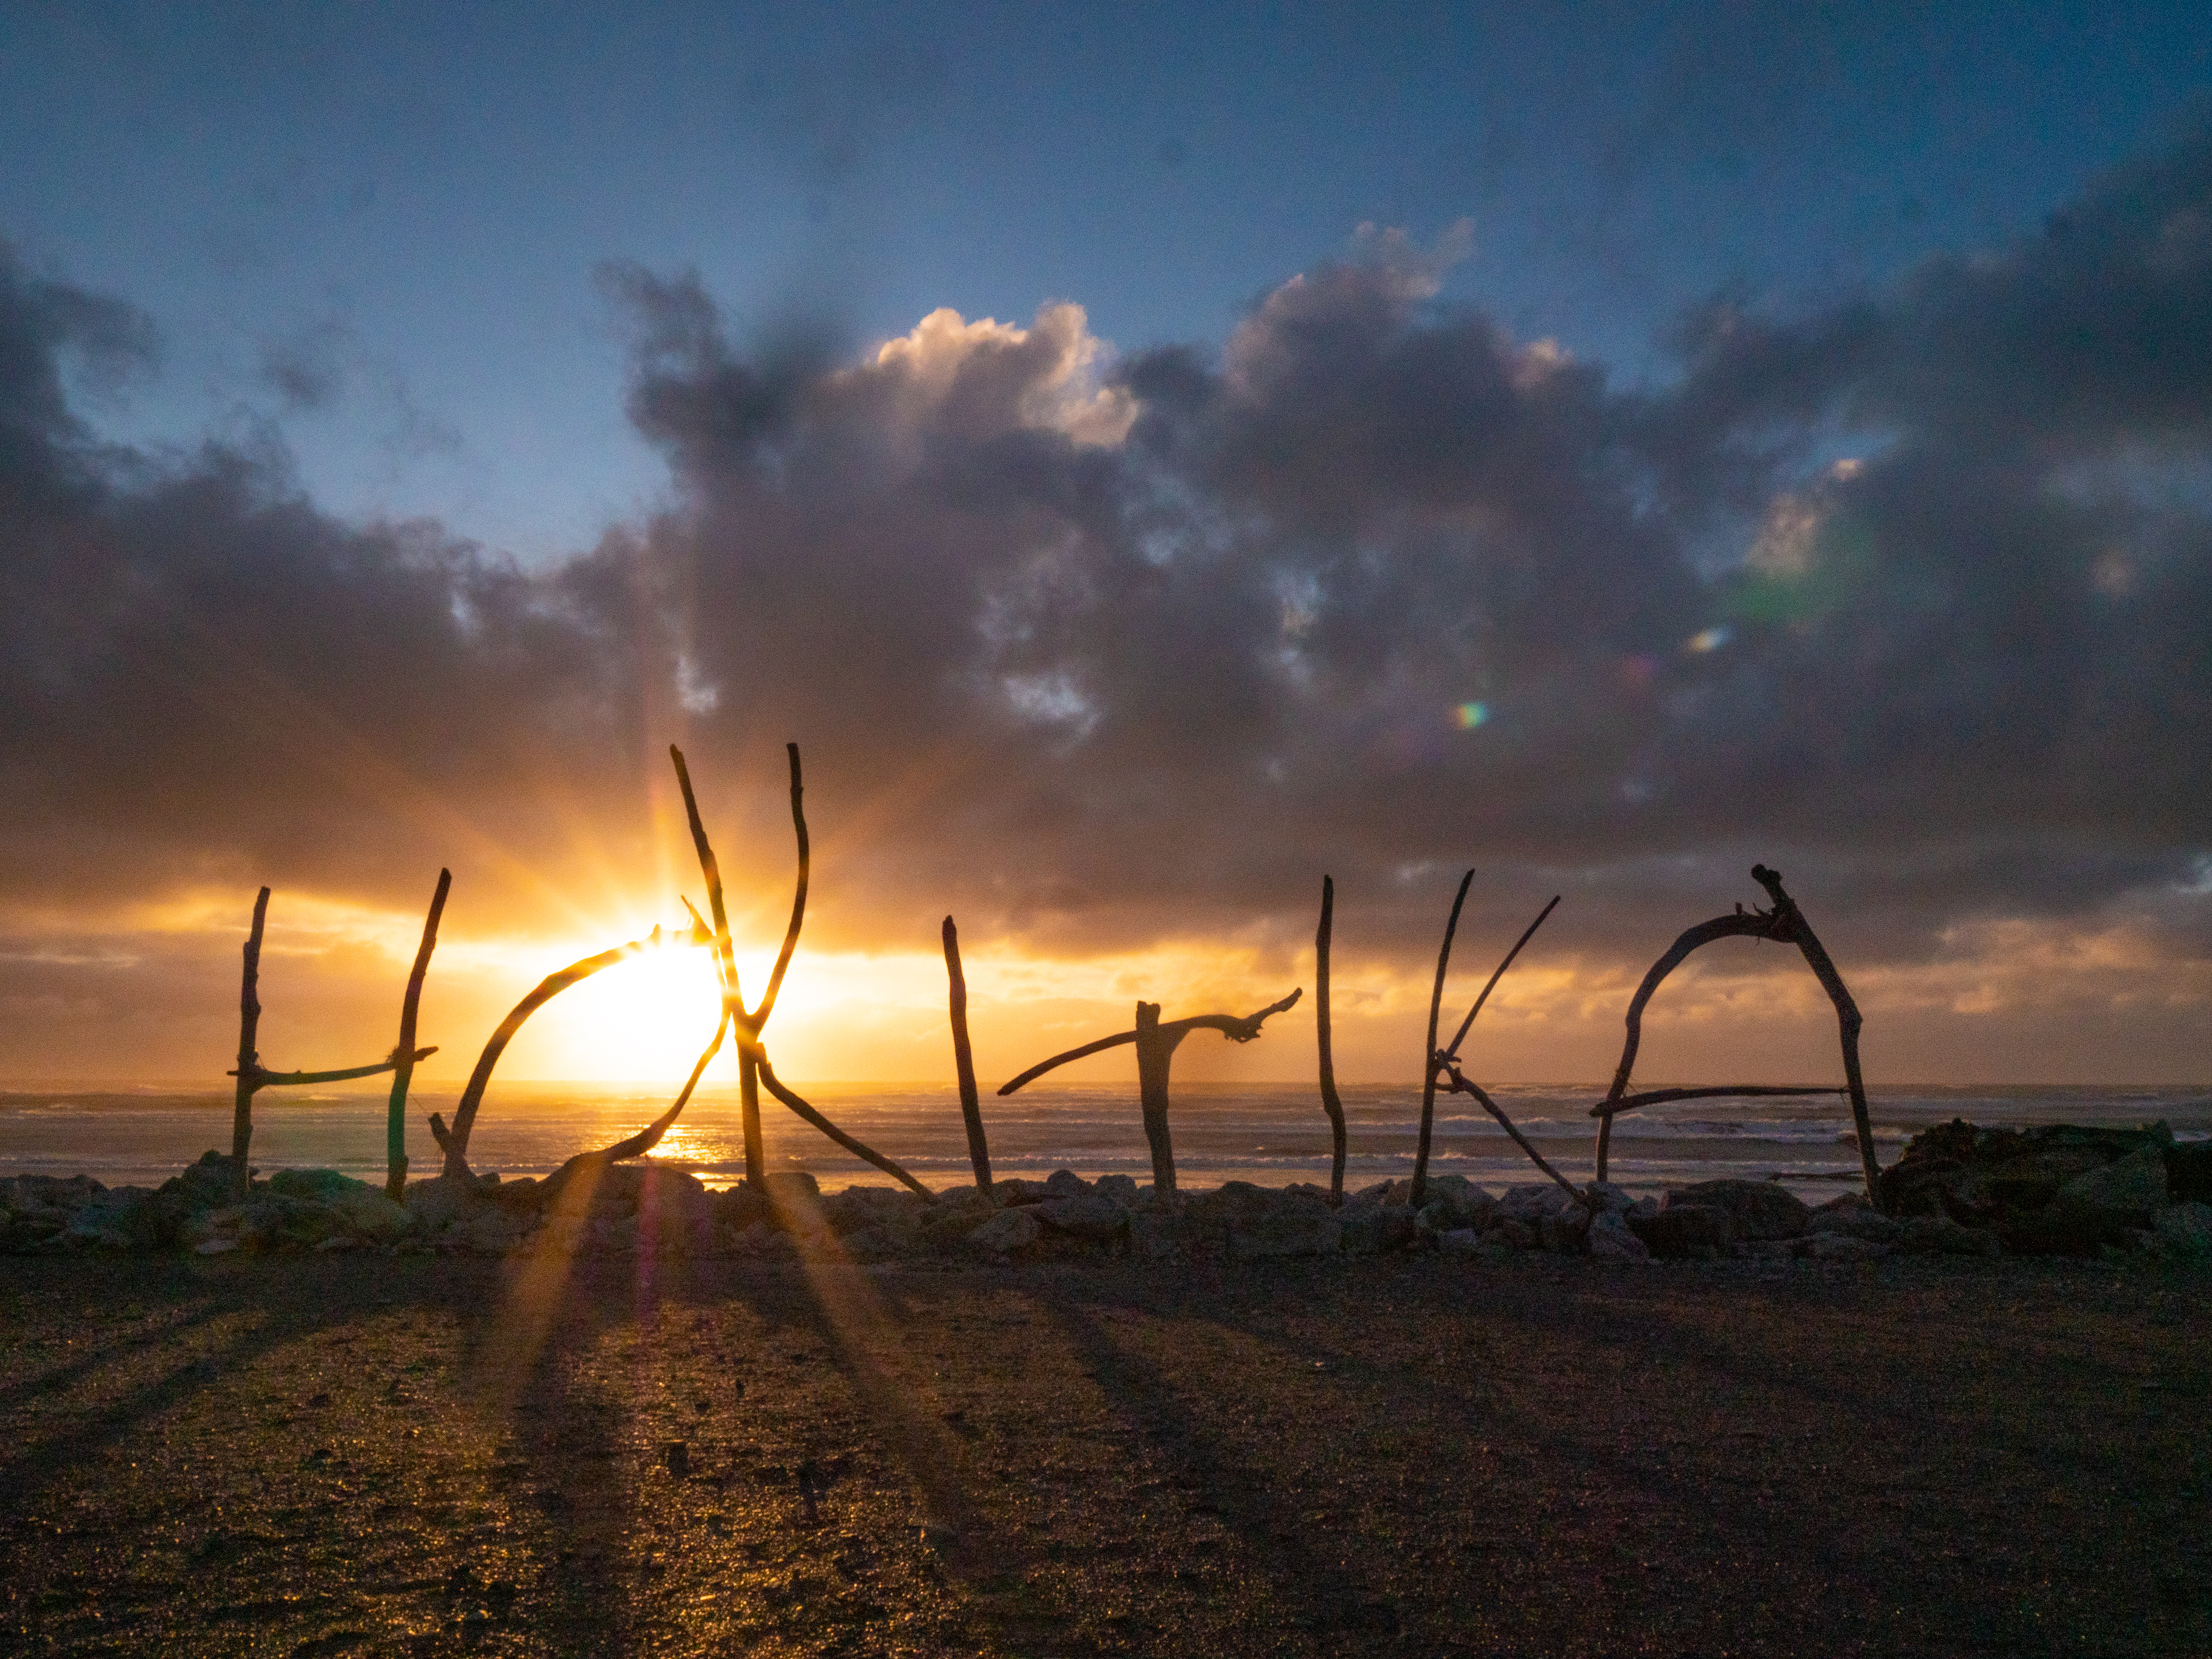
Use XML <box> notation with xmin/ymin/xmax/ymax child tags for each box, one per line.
<box><xmin>1877</xmin><ymin>1119</ymin><xmax>2212</xmax><ymax>1257</ymax></box>
<box><xmin>6</xmin><ymin>1123</ymin><xmax>2209</xmax><ymax>1265</ymax></box>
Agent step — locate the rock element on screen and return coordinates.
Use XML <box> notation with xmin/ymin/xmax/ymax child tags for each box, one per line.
<box><xmin>1042</xmin><ymin>1169</ymin><xmax>1092</xmax><ymax>1198</ymax></box>
<box><xmin>402</xmin><ymin>1175</ymin><xmax>481</xmax><ymax>1232</ymax></box>
<box><xmin>1587</xmin><ymin>1212</ymin><xmax>1652</xmax><ymax>1262</ymax></box>
<box><xmin>636</xmin><ymin>1168</ymin><xmax>718</xmax><ymax>1229</ymax></box>
<box><xmin>2168</xmin><ymin>1144</ymin><xmax>2212</xmax><ymax>1204</ymax></box>
<box><xmin>1227</xmin><ymin>1210</ymin><xmax>1342</xmax><ymax>1260</ymax></box>
<box><xmin>159</xmin><ymin>1152</ymin><xmax>243</xmax><ymax>1211</ymax></box>
<box><xmin>1537</xmin><ymin>1208</ymin><xmax>1590</xmax><ymax>1255</ymax></box>
<box><xmin>461</xmin><ymin>1206</ymin><xmax>532</xmax><ymax>1256</ymax></box>
<box><xmin>991</xmin><ymin>1177</ymin><xmax>1052</xmax><ymax>1206</ymax></box>
<box><xmin>968</xmin><ymin>1207</ymin><xmax>1042</xmax><ymax>1254</ymax></box>
<box><xmin>66</xmin><ymin>1187</ymin><xmax>182</xmax><ymax>1252</ymax></box>
<box><xmin>2055</xmin><ymin>1149</ymin><xmax>2169</xmax><ymax>1225</ymax></box>
<box><xmin>1497</xmin><ymin>1184</ymin><xmax>1577</xmax><ymax>1223</ymax></box>
<box><xmin>329</xmin><ymin>1186</ymin><xmax>411</xmax><ymax>1241</ymax></box>
<box><xmin>1340</xmin><ymin>1203</ymin><xmax>1417</xmax><ymax>1256</ymax></box>
<box><xmin>1094</xmin><ymin>1174</ymin><xmax>1139</xmax><ymax>1207</ymax></box>
<box><xmin>2150</xmin><ymin>1201</ymin><xmax>2212</xmax><ymax>1259</ymax></box>
<box><xmin>1436</xmin><ymin>1228</ymin><xmax>1484</xmax><ymax>1257</ymax></box>
<box><xmin>1586</xmin><ymin>1182</ymin><xmax>1637</xmax><ymax>1216</ymax></box>
<box><xmin>1897</xmin><ymin>1215</ymin><xmax>2001</xmax><ymax>1257</ymax></box>
<box><xmin>1129</xmin><ymin>1210</ymin><xmax>1204</xmax><ymax>1262</ymax></box>
<box><xmin>1809</xmin><ymin>1208</ymin><xmax>1903</xmax><ymax>1245</ymax></box>
<box><xmin>1666</xmin><ymin>1179</ymin><xmax>1810</xmax><ymax>1242</ymax></box>
<box><xmin>1496</xmin><ymin>1218</ymin><xmax>1538</xmax><ymax>1252</ymax></box>
<box><xmin>714</xmin><ymin>1185</ymin><xmax>768</xmax><ymax>1232</ymax></box>
<box><xmin>1880</xmin><ymin>1119</ymin><xmax>2174</xmax><ymax>1228</ymax></box>
<box><xmin>1630</xmin><ymin>1204</ymin><xmax>1732</xmax><ymax>1259</ymax></box>
<box><xmin>1807</xmin><ymin>1232</ymin><xmax>1890</xmax><ymax>1262</ymax></box>
<box><xmin>1034</xmin><ymin>1193</ymin><xmax>1128</xmax><ymax>1243</ymax></box>
<box><xmin>762</xmin><ymin>1170</ymin><xmax>822</xmax><ymax>1206</ymax></box>
<box><xmin>268</xmin><ymin>1168</ymin><xmax>368</xmax><ymax>1202</ymax></box>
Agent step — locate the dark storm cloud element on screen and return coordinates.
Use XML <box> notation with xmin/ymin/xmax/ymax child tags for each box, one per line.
<box><xmin>4</xmin><ymin>136</ymin><xmax>2209</xmax><ymax>967</ymax></box>
<box><xmin>0</xmin><ymin>244</ymin><xmax>661</xmax><ymax>913</ymax></box>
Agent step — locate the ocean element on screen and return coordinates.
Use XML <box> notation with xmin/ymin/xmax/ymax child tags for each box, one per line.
<box><xmin>2</xmin><ymin>1081</ymin><xmax>2206</xmax><ymax>1201</ymax></box>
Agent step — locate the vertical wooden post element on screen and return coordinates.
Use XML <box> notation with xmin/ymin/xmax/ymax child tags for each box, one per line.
<box><xmin>942</xmin><ymin>916</ymin><xmax>992</xmax><ymax>1194</ymax></box>
<box><xmin>231</xmin><ymin>886</ymin><xmax>271</xmax><ymax>1200</ymax></box>
<box><xmin>738</xmin><ymin>1046</ymin><xmax>767</xmax><ymax>1190</ymax></box>
<box><xmin>1316</xmin><ymin>876</ymin><xmax>1346</xmax><ymax>1205</ymax></box>
<box><xmin>1133</xmin><ymin>1001</ymin><xmax>1178</xmax><ymax>1193</ymax></box>
<box><xmin>1751</xmin><ymin>865</ymin><xmax>1881</xmax><ymax>1208</ymax></box>
<box><xmin>386</xmin><ymin>869</ymin><xmax>451</xmax><ymax>1200</ymax></box>
<box><xmin>1411</xmin><ymin>870</ymin><xmax>1473</xmax><ymax>1211</ymax></box>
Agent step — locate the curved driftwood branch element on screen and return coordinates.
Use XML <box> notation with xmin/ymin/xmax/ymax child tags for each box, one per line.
<box><xmin>386</xmin><ymin>869</ymin><xmax>450</xmax><ymax>1199</ymax></box>
<box><xmin>1590</xmin><ymin>1084</ymin><xmax>1846</xmax><ymax>1118</ymax></box>
<box><xmin>1438</xmin><ymin>1062</ymin><xmax>1586</xmax><ymax>1207</ymax></box>
<box><xmin>230</xmin><ymin>886</ymin><xmax>271</xmax><ymax>1198</ymax></box>
<box><xmin>1441</xmin><ymin>895</ymin><xmax>1560</xmax><ymax>1064</ymax></box>
<box><xmin>1412</xmin><ymin>870</ymin><xmax>1473</xmax><ymax>1210</ymax></box>
<box><xmin>748</xmin><ymin>1045</ymin><xmax>933</xmax><ymax>1199</ymax></box>
<box><xmin>1316</xmin><ymin>876</ymin><xmax>1346</xmax><ymax>1205</ymax></box>
<box><xmin>1594</xmin><ymin>908</ymin><xmax>1787</xmax><ymax>1183</ymax></box>
<box><xmin>1752</xmin><ymin>864</ymin><xmax>1880</xmax><ymax>1203</ymax></box>
<box><xmin>996</xmin><ymin>1029</ymin><xmax>1141</xmax><ymax>1097</ymax></box>
<box><xmin>437</xmin><ymin>923</ymin><xmax>708</xmax><ymax>1178</ymax></box>
<box><xmin>754</xmin><ymin>742</ymin><xmax>809</xmax><ymax>1027</ymax></box>
<box><xmin>669</xmin><ymin>744</ymin><xmax>742</xmax><ymax>1007</ymax></box>
<box><xmin>943</xmin><ymin>916</ymin><xmax>992</xmax><ymax>1194</ymax></box>
<box><xmin>240</xmin><ymin>1048</ymin><xmax>436</xmax><ymax>1088</ymax></box>
<box><xmin>542</xmin><ymin>1013</ymin><xmax>730</xmax><ymax>1197</ymax></box>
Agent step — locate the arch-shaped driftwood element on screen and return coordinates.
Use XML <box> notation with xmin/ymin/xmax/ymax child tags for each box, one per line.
<box><xmin>1588</xmin><ymin>864</ymin><xmax>1879</xmax><ymax>1206</ymax></box>
<box><xmin>431</xmin><ymin>917</ymin><xmax>712</xmax><ymax>1178</ymax></box>
<box><xmin>229</xmin><ymin>882</ymin><xmax>445</xmax><ymax>1200</ymax></box>
<box><xmin>998</xmin><ymin>990</ymin><xmax>1303</xmax><ymax>1193</ymax></box>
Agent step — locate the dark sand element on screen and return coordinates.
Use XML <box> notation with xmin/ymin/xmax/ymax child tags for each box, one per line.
<box><xmin>1</xmin><ymin>1251</ymin><xmax>2205</xmax><ymax>1656</ymax></box>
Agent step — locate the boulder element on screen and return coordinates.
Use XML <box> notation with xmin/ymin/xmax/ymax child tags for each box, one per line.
<box><xmin>1630</xmin><ymin>1204</ymin><xmax>1732</xmax><ymax>1259</ymax></box>
<box><xmin>2150</xmin><ymin>1201</ymin><xmax>2212</xmax><ymax>1259</ymax></box>
<box><xmin>1042</xmin><ymin>1169</ymin><xmax>1092</xmax><ymax>1198</ymax></box>
<box><xmin>2168</xmin><ymin>1144</ymin><xmax>2212</xmax><ymax>1204</ymax></box>
<box><xmin>1810</xmin><ymin>1208</ymin><xmax>1903</xmax><ymax>1245</ymax></box>
<box><xmin>991</xmin><ymin>1177</ymin><xmax>1053</xmax><ymax>1206</ymax></box>
<box><xmin>1129</xmin><ymin>1210</ymin><xmax>1204</xmax><ymax>1263</ymax></box>
<box><xmin>762</xmin><ymin>1170</ymin><xmax>822</xmax><ymax>1206</ymax></box>
<box><xmin>1537</xmin><ymin>1208</ymin><xmax>1590</xmax><ymax>1255</ymax></box>
<box><xmin>268</xmin><ymin>1168</ymin><xmax>367</xmax><ymax>1203</ymax></box>
<box><xmin>159</xmin><ymin>1152</ymin><xmax>243</xmax><ymax>1211</ymax></box>
<box><xmin>1897</xmin><ymin>1214</ymin><xmax>2001</xmax><ymax>1257</ymax></box>
<box><xmin>1665</xmin><ymin>1179</ymin><xmax>1810</xmax><ymax>1242</ymax></box>
<box><xmin>1881</xmin><ymin>1119</ymin><xmax>2174</xmax><ymax>1229</ymax></box>
<box><xmin>1436</xmin><ymin>1228</ymin><xmax>1485</xmax><ymax>1257</ymax></box>
<box><xmin>328</xmin><ymin>1186</ymin><xmax>411</xmax><ymax>1242</ymax></box>
<box><xmin>1807</xmin><ymin>1233</ymin><xmax>1890</xmax><ymax>1262</ymax></box>
<box><xmin>968</xmin><ymin>1206</ymin><xmax>1042</xmax><ymax>1255</ymax></box>
<box><xmin>1035</xmin><ymin>1193</ymin><xmax>1129</xmax><ymax>1243</ymax></box>
<box><xmin>1587</xmin><ymin>1212</ymin><xmax>1652</xmax><ymax>1263</ymax></box>
<box><xmin>1094</xmin><ymin>1174</ymin><xmax>1140</xmax><ymax>1207</ymax></box>
<box><xmin>1340</xmin><ymin>1203</ymin><xmax>1417</xmax><ymax>1256</ymax></box>
<box><xmin>1227</xmin><ymin>1210</ymin><xmax>1342</xmax><ymax>1260</ymax></box>
<box><xmin>403</xmin><ymin>1175</ymin><xmax>481</xmax><ymax>1232</ymax></box>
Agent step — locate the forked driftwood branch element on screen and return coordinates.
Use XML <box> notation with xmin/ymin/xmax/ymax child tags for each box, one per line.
<box><xmin>1315</xmin><ymin>876</ymin><xmax>1347</xmax><ymax>1205</ymax></box>
<box><xmin>432</xmin><ymin>917</ymin><xmax>712</xmax><ymax>1178</ymax></box>
<box><xmin>672</xmin><ymin>743</ymin><xmax>925</xmax><ymax>1195</ymax></box>
<box><xmin>942</xmin><ymin>916</ymin><xmax>992</xmax><ymax>1195</ymax></box>
<box><xmin>1410</xmin><ymin>870</ymin><xmax>1473</xmax><ymax>1210</ymax></box>
<box><xmin>1422</xmin><ymin>894</ymin><xmax>1566</xmax><ymax>1204</ymax></box>
<box><xmin>1589</xmin><ymin>864</ymin><xmax>1880</xmax><ymax>1206</ymax></box>
<box><xmin>671</xmin><ymin>742</ymin><xmax>810</xmax><ymax>1190</ymax></box>
<box><xmin>386</xmin><ymin>869</ymin><xmax>451</xmax><ymax>1199</ymax></box>
<box><xmin>228</xmin><ymin>885</ymin><xmax>443</xmax><ymax>1200</ymax></box>
<box><xmin>998</xmin><ymin>989</ymin><xmax>1303</xmax><ymax>1193</ymax></box>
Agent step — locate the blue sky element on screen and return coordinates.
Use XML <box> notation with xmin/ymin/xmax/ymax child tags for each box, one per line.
<box><xmin>6</xmin><ymin>4</ymin><xmax>2208</xmax><ymax>557</ymax></box>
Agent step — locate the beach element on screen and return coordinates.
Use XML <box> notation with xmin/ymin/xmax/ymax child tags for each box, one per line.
<box><xmin>2</xmin><ymin>1250</ymin><xmax>2205</xmax><ymax>1656</ymax></box>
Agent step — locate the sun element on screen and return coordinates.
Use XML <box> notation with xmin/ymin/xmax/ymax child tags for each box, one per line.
<box><xmin>512</xmin><ymin>937</ymin><xmax>731</xmax><ymax>1083</ymax></box>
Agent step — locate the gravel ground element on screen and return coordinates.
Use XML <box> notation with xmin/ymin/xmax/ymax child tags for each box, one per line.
<box><xmin>0</xmin><ymin>1249</ymin><xmax>2206</xmax><ymax>1656</ymax></box>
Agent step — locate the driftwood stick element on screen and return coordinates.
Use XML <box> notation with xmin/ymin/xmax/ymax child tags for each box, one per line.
<box><xmin>669</xmin><ymin>744</ymin><xmax>743</xmax><ymax>1008</ymax></box>
<box><xmin>387</xmin><ymin>869</ymin><xmax>450</xmax><ymax>1199</ymax></box>
<box><xmin>240</xmin><ymin>1049</ymin><xmax>435</xmax><ymax>1088</ymax></box>
<box><xmin>1441</xmin><ymin>895</ymin><xmax>1560</xmax><ymax>1064</ymax></box>
<box><xmin>997</xmin><ymin>990</ymin><xmax>1301</xmax><ymax>1194</ymax></box>
<box><xmin>1751</xmin><ymin>864</ymin><xmax>1881</xmax><ymax>1207</ymax></box>
<box><xmin>439</xmin><ymin>923</ymin><xmax>706</xmax><ymax>1178</ymax></box>
<box><xmin>749</xmin><ymin>1047</ymin><xmax>934</xmax><ymax>1198</ymax></box>
<box><xmin>1439</xmin><ymin>1065</ymin><xmax>1586</xmax><ymax>1206</ymax></box>
<box><xmin>1595</xmin><ymin>908</ymin><xmax>1787</xmax><ymax>1182</ymax></box>
<box><xmin>231</xmin><ymin>886</ymin><xmax>271</xmax><ymax>1199</ymax></box>
<box><xmin>1316</xmin><ymin>876</ymin><xmax>1346</xmax><ymax>1205</ymax></box>
<box><xmin>754</xmin><ymin>742</ymin><xmax>809</xmax><ymax>1027</ymax></box>
<box><xmin>1412</xmin><ymin>870</ymin><xmax>1473</xmax><ymax>1211</ymax></box>
<box><xmin>542</xmin><ymin>1013</ymin><xmax>729</xmax><ymax>1196</ymax></box>
<box><xmin>942</xmin><ymin>916</ymin><xmax>992</xmax><ymax>1194</ymax></box>
<box><xmin>1590</xmin><ymin>1084</ymin><xmax>1847</xmax><ymax>1118</ymax></box>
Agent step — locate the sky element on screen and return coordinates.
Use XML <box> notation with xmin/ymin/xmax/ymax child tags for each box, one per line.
<box><xmin>1</xmin><ymin>3</ymin><xmax>2209</xmax><ymax>1091</ymax></box>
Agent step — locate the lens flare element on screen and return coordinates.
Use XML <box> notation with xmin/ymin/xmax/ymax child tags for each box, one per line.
<box><xmin>1685</xmin><ymin>626</ymin><xmax>1732</xmax><ymax>654</ymax></box>
<box><xmin>1452</xmin><ymin>701</ymin><xmax>1489</xmax><ymax>729</ymax></box>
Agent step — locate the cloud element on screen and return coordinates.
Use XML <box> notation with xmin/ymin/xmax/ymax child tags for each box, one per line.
<box><xmin>3</xmin><ymin>134</ymin><xmax>2209</xmax><ymax>1024</ymax></box>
